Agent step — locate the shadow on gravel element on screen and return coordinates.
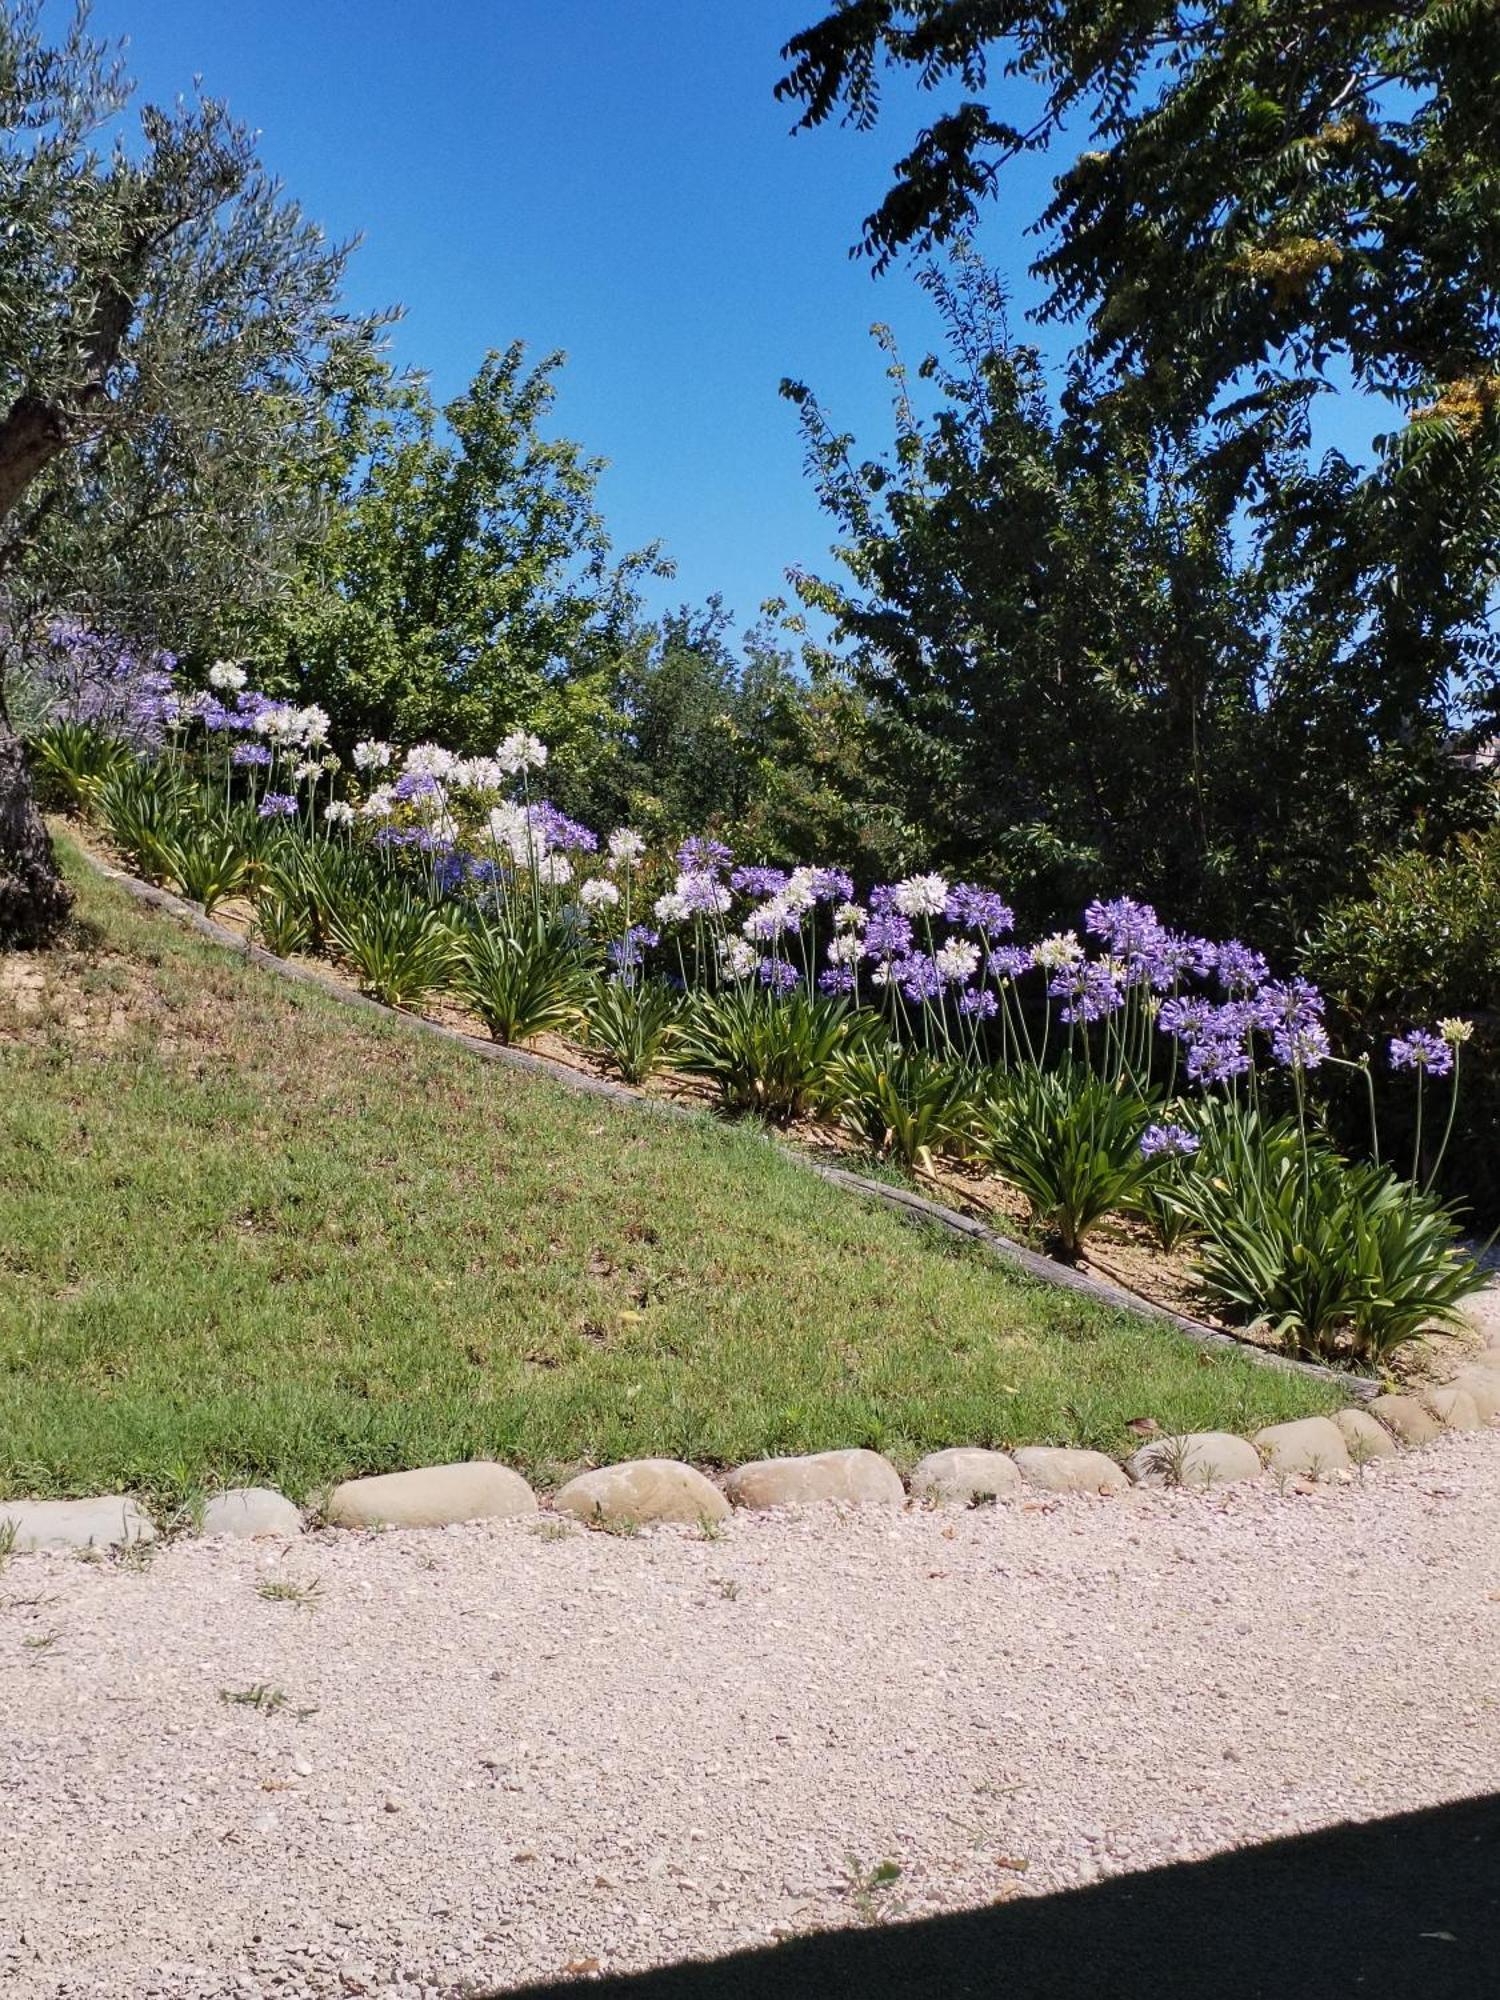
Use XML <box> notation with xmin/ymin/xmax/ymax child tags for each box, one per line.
<box><xmin>499</xmin><ymin>1792</ymin><xmax>1500</xmax><ymax>1999</ymax></box>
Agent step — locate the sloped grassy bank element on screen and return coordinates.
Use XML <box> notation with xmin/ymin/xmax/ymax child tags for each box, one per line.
<box><xmin>0</xmin><ymin>841</ymin><xmax>1337</xmax><ymax>1504</ymax></box>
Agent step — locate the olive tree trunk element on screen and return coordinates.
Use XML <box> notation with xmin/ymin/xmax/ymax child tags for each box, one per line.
<box><xmin>0</xmin><ymin>680</ymin><xmax>71</xmax><ymax>947</ymax></box>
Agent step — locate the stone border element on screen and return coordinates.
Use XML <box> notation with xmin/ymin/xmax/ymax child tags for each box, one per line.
<box><xmin>73</xmin><ymin>846</ymin><xmax>1369</xmax><ymax>1398</ymax></box>
<box><xmin>5</xmin><ymin>1371</ymin><xmax>1497</xmax><ymax>1550</ymax></box>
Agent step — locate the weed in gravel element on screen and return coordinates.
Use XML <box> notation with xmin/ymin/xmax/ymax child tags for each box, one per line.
<box><xmin>112</xmin><ymin>1538</ymin><xmax>156</xmax><ymax>1572</ymax></box>
<box><xmin>23</xmin><ymin>1628</ymin><xmax>61</xmax><ymax>1652</ymax></box>
<box><xmin>0</xmin><ymin>1520</ymin><xmax>15</xmax><ymax>1569</ymax></box>
<box><xmin>256</xmin><ymin>1575</ymin><xmax>323</xmax><ymax>1609</ymax></box>
<box><xmin>529</xmin><ymin>1519</ymin><xmax>572</xmax><ymax>1543</ymax></box>
<box><xmin>711</xmin><ymin>1577</ymin><xmax>740</xmax><ymax>1600</ymax></box>
<box><xmin>842</xmin><ymin>1854</ymin><xmax>906</xmax><ymax>1924</ymax></box>
<box><xmin>220</xmin><ymin>1683</ymin><xmax>290</xmax><ymax>1714</ymax></box>
<box><xmin>588</xmin><ymin>1510</ymin><xmax>640</xmax><ymax>1537</ymax></box>
<box><xmin>696</xmin><ymin>1513</ymin><xmax>726</xmax><ymax>1541</ymax></box>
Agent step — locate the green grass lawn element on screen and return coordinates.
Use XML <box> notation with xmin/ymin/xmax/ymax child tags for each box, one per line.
<box><xmin>0</xmin><ymin>839</ymin><xmax>1338</xmax><ymax>1504</ymax></box>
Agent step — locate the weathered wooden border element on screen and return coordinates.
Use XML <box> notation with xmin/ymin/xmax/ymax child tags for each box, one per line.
<box><xmin>76</xmin><ymin>846</ymin><xmax>1375</xmax><ymax>1398</ymax></box>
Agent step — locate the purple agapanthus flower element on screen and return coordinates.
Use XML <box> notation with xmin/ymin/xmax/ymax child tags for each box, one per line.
<box><xmin>810</xmin><ymin>866</ymin><xmax>856</xmax><ymax>904</ymax></box>
<box><xmin>532</xmin><ymin>803</ymin><xmax>598</xmax><ymax>853</ymax></box>
<box><xmin>676</xmin><ymin>835</ymin><xmax>733</xmax><ymax>874</ymax></box>
<box><xmin>818</xmin><ymin>966</ymin><xmax>856</xmax><ymax>995</ymax></box>
<box><xmin>1048</xmin><ymin>960</ymin><xmax>1124</xmax><ymax>1024</ymax></box>
<box><xmin>946</xmin><ymin>883</ymin><xmax>1015</xmax><ymax>934</ymax></box>
<box><xmin>1084</xmin><ymin>896</ymin><xmax>1163</xmax><ymax>957</ymax></box>
<box><xmin>730</xmin><ymin>864</ymin><xmax>789</xmax><ymax>897</ymax></box>
<box><xmin>1255</xmin><ymin>978</ymin><xmax>1325</xmax><ymax>1033</ymax></box>
<box><xmin>987</xmin><ymin>945</ymin><xmax>1031</xmax><ymax>981</ymax></box>
<box><xmin>863</xmin><ymin>910</ymin><xmax>914</xmax><ymax>962</ymax></box>
<box><xmin>230</xmin><ymin>742</ymin><xmax>273</xmax><ymax>768</ymax></box>
<box><xmin>1186</xmin><ymin>1035</ymin><xmax>1253</xmax><ymax>1084</ymax></box>
<box><xmin>957</xmin><ymin>986</ymin><xmax>999</xmax><ymax>1019</ymax></box>
<box><xmin>1140</xmin><ymin>1124</ymin><xmax>1201</xmax><ymax>1161</ymax></box>
<box><xmin>392</xmin><ymin>770</ymin><xmax>440</xmax><ymax>802</ymax></box>
<box><xmin>608</xmin><ymin>925</ymin><xmax>659</xmax><ymax>975</ymax></box>
<box><xmin>757</xmin><ymin>956</ymin><xmax>802</xmax><ymax>992</ymax></box>
<box><xmin>1272</xmin><ymin>1021</ymin><xmax>1330</xmax><ymax>1069</ymax></box>
<box><xmin>894</xmin><ymin>953</ymin><xmax>944</xmax><ymax>1004</ymax></box>
<box><xmin>257</xmin><ymin>793</ymin><xmax>299</xmax><ymax>819</ymax></box>
<box><xmin>1213</xmin><ymin>939</ymin><xmax>1270</xmax><ymax>995</ymax></box>
<box><xmin>1390</xmin><ymin>1029</ymin><xmax>1454</xmax><ymax>1077</ymax></box>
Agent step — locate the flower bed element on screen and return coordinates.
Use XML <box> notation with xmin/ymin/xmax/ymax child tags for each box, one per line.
<box><xmin>29</xmin><ymin>670</ymin><xmax>1489</xmax><ymax>1376</ymax></box>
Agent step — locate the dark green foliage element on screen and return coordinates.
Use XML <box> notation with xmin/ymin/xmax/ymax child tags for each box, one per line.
<box><xmin>582</xmin><ymin>974</ymin><xmax>683</xmax><ymax>1085</ymax></box>
<box><xmin>1174</xmin><ymin>1106</ymin><xmax>1483</xmax><ymax>1366</ymax></box>
<box><xmin>832</xmin><ymin>1042</ymin><xmax>978</xmax><ymax>1170</ymax></box>
<box><xmin>677</xmin><ymin>985</ymin><xmax>874</xmax><ymax>1123</ymax></box>
<box><xmin>786</xmin><ymin>253</ymin><xmax>1493</xmax><ymax>939</ymax></box>
<box><xmin>325</xmin><ymin>889</ymin><xmax>456</xmax><ymax>1011</ymax></box>
<box><xmin>973</xmin><ymin>1063</ymin><xmax>1156</xmax><ymax>1259</ymax></box>
<box><xmin>451</xmin><ymin>913</ymin><xmax>590</xmax><ymax>1046</ymax></box>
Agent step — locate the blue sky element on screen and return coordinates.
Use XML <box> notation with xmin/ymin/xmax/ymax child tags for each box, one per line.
<box><xmin>91</xmin><ymin>1</ymin><xmax>1374</xmax><ymax>638</ymax></box>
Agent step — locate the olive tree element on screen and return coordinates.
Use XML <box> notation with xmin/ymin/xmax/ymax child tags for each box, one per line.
<box><xmin>0</xmin><ymin>1</ymin><xmax>382</xmax><ymax>944</ymax></box>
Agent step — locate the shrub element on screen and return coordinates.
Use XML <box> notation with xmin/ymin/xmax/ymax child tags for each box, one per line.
<box><xmin>677</xmin><ymin>984</ymin><xmax>871</xmax><ymax>1123</ymax></box>
<box><xmin>973</xmin><ymin>1062</ymin><xmax>1157</xmax><ymax>1259</ymax></box>
<box><xmin>1173</xmin><ymin>1100</ymin><xmax>1485</xmax><ymax>1364</ymax></box>
<box><xmin>251</xmin><ymin>888</ymin><xmax>312</xmax><ymax>957</ymax></box>
<box><xmin>95</xmin><ymin>760</ymin><xmax>198</xmax><ymax>882</ymax></box>
<box><xmin>28</xmin><ymin>720</ymin><xmax>133</xmax><ymax>811</ymax></box>
<box><xmin>582</xmin><ymin>975</ymin><xmax>683</xmax><ymax>1084</ymax></box>
<box><xmin>153</xmin><ymin>821</ymin><xmax>250</xmax><ymax>916</ymax></box>
<box><xmin>832</xmin><ymin>1043</ymin><xmax>978</xmax><ymax>1171</ymax></box>
<box><xmin>326</xmin><ymin>892</ymin><xmax>457</xmax><ymax>1011</ymax></box>
<box><xmin>452</xmin><ymin>915</ymin><xmax>589</xmax><ymax>1045</ymax></box>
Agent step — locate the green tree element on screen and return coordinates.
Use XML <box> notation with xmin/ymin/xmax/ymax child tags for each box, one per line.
<box><xmin>786</xmin><ymin>252</ymin><xmax>1491</xmax><ymax>938</ymax></box>
<box><xmin>0</xmin><ymin>0</ymin><xmax>380</xmax><ymax>944</ymax></box>
<box><xmin>778</xmin><ymin>3</ymin><xmax>1500</xmax><ymax>889</ymax></box>
<box><xmin>261</xmin><ymin>345</ymin><xmax>669</xmax><ymax>789</ymax></box>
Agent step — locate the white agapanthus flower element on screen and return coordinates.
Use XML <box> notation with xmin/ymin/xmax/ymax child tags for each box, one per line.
<box><xmin>254</xmin><ymin>702</ymin><xmax>300</xmax><ymax>741</ymax></box>
<box><xmin>497</xmin><ymin>729</ymin><xmax>548</xmax><ymax>775</ymax></box>
<box><xmin>403</xmin><ymin>742</ymin><xmax>456</xmax><ymax>780</ymax></box>
<box><xmin>296</xmin><ymin>705</ymin><xmax>331</xmax><ymax>748</ymax></box>
<box><xmin>834</xmin><ymin>900</ymin><xmax>867</xmax><ymax>931</ymax></box>
<box><xmin>361</xmin><ymin>785</ymin><xmax>396</xmax><ymax>819</ymax></box>
<box><xmin>1033</xmin><ymin>930</ymin><xmax>1085</xmax><ymax>972</ymax></box>
<box><xmin>537</xmin><ymin>853</ymin><xmax>573</xmax><ymax>888</ymax></box>
<box><xmin>935</xmin><ymin>938</ymin><xmax>981</xmax><ymax>984</ymax></box>
<box><xmin>717</xmin><ymin>937</ymin><xmax>756</xmax><ymax>980</ymax></box>
<box><xmin>449</xmin><ymin>756</ymin><xmax>504</xmax><ymax>794</ymax></box>
<box><xmin>782</xmin><ymin>867</ymin><xmax>819</xmax><ymax>912</ymax></box>
<box><xmin>607</xmin><ymin>827</ymin><xmax>646</xmax><ymax>869</ymax></box>
<box><xmin>891</xmin><ymin>872</ymin><xmax>950</xmax><ymax>919</ymax></box>
<box><xmin>324</xmin><ymin>800</ymin><xmax>356</xmax><ymax>826</ymax></box>
<box><xmin>580</xmin><ymin>876</ymin><xmax>621</xmax><ymax>911</ymax></box>
<box><xmin>292</xmin><ymin>760</ymin><xmax>321</xmax><ymax>784</ymax></box>
<box><xmin>654</xmin><ymin>889</ymin><xmax>688</xmax><ymax>924</ymax></box>
<box><xmin>742</xmin><ymin>898</ymin><xmax>794</xmax><ymax>941</ymax></box>
<box><xmin>352</xmin><ymin>739</ymin><xmax>393</xmax><ymax>771</ymax></box>
<box><xmin>486</xmin><ymin>801</ymin><xmax>533</xmax><ymax>861</ymax></box>
<box><xmin>826</xmin><ymin>931</ymin><xmax>864</xmax><ymax>967</ymax></box>
<box><xmin>207</xmin><ymin>661</ymin><xmax>247</xmax><ymax>692</ymax></box>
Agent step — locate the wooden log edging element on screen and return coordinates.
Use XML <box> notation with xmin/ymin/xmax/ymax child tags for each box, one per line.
<box><xmin>82</xmin><ymin>849</ymin><xmax>1375</xmax><ymax>1399</ymax></box>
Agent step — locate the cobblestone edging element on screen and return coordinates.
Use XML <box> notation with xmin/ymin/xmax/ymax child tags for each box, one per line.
<box><xmin>5</xmin><ymin>1369</ymin><xmax>1498</xmax><ymax>1552</ymax></box>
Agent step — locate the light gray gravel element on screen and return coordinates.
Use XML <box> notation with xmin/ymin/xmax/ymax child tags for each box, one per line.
<box><xmin>5</xmin><ymin>1431</ymin><xmax>1500</xmax><ymax>1999</ymax></box>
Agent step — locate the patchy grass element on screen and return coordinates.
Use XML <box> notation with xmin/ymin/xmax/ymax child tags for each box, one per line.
<box><xmin>0</xmin><ymin>840</ymin><xmax>1338</xmax><ymax>1504</ymax></box>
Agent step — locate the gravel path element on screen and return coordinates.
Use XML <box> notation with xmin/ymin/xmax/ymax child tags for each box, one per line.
<box><xmin>5</xmin><ymin>1433</ymin><xmax>1500</xmax><ymax>1999</ymax></box>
